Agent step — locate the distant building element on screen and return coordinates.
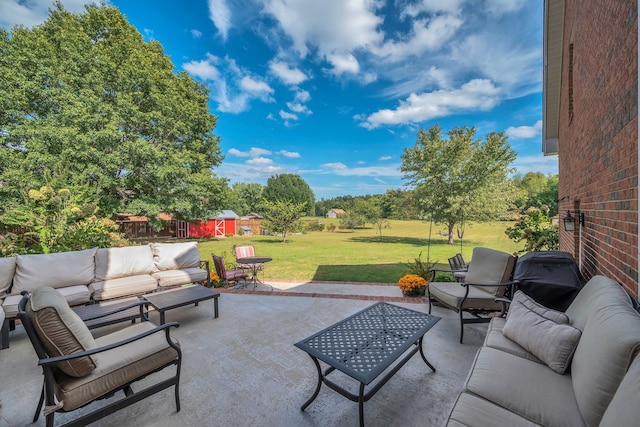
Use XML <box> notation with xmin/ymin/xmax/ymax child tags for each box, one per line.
<box><xmin>189</xmin><ymin>210</ymin><xmax>240</xmax><ymax>238</ymax></box>
<box><xmin>326</xmin><ymin>208</ymin><xmax>345</xmax><ymax>219</ymax></box>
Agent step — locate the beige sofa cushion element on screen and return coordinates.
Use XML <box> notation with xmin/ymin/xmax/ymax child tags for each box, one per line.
<box><xmin>465</xmin><ymin>347</ymin><xmax>585</xmax><ymax>427</ymax></box>
<box><xmin>3</xmin><ymin>285</ymin><xmax>90</xmax><ymax>319</ymax></box>
<box><xmin>55</xmin><ymin>322</ymin><xmax>179</xmax><ymax>411</ymax></box>
<box><xmin>0</xmin><ymin>256</ymin><xmax>16</xmax><ymax>295</ymax></box>
<box><xmin>463</xmin><ymin>247</ymin><xmax>515</xmax><ymax>295</ymax></box>
<box><xmin>151</xmin><ymin>242</ymin><xmax>201</xmax><ymax>271</ymax></box>
<box><xmin>503</xmin><ymin>298</ymin><xmax>581</xmax><ymax>374</ymax></box>
<box><xmin>600</xmin><ymin>356</ymin><xmax>640</xmax><ymax>427</ymax></box>
<box><xmin>152</xmin><ymin>268</ymin><xmax>207</xmax><ymax>288</ymax></box>
<box><xmin>27</xmin><ymin>287</ymin><xmax>97</xmax><ymax>377</ymax></box>
<box><xmin>12</xmin><ymin>248</ymin><xmax>97</xmax><ymax>294</ymax></box>
<box><xmin>571</xmin><ymin>290</ymin><xmax>640</xmax><ymax>427</ymax></box>
<box><xmin>428</xmin><ymin>281</ymin><xmax>503</xmax><ymax>311</ymax></box>
<box><xmin>447</xmin><ymin>392</ymin><xmax>543</xmax><ymax>427</ymax></box>
<box><xmin>484</xmin><ymin>317</ymin><xmax>541</xmax><ymax>363</ymax></box>
<box><xmin>89</xmin><ymin>275</ymin><xmax>158</xmax><ymax>301</ymax></box>
<box><xmin>95</xmin><ymin>245</ymin><xmax>156</xmax><ymax>281</ymax></box>
<box><xmin>565</xmin><ymin>275</ymin><xmax>631</xmax><ymax>331</ymax></box>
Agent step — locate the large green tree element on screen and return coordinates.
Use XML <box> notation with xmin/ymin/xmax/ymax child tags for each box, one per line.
<box><xmin>401</xmin><ymin>125</ymin><xmax>518</xmax><ymax>244</ymax></box>
<box><xmin>513</xmin><ymin>172</ymin><xmax>559</xmax><ymax>216</ymax></box>
<box><xmin>229</xmin><ymin>182</ymin><xmax>263</xmax><ymax>216</ymax></box>
<box><xmin>0</xmin><ymin>3</ymin><xmax>227</xmax><ymax>225</ymax></box>
<box><xmin>261</xmin><ymin>199</ymin><xmax>306</xmax><ymax>243</ymax></box>
<box><xmin>262</xmin><ymin>174</ymin><xmax>314</xmax><ymax>215</ymax></box>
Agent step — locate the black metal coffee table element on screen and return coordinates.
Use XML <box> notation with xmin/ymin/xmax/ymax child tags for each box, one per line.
<box><xmin>73</xmin><ymin>297</ymin><xmax>148</xmax><ymax>330</ymax></box>
<box><xmin>295</xmin><ymin>302</ymin><xmax>440</xmax><ymax>427</ymax></box>
<box><xmin>143</xmin><ymin>284</ymin><xmax>220</xmax><ymax>324</ymax></box>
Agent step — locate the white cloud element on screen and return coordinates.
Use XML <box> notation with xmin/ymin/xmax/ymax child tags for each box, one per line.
<box><xmin>279</xmin><ymin>110</ymin><xmax>298</xmax><ymax>121</ymax></box>
<box><xmin>401</xmin><ymin>0</ymin><xmax>465</xmax><ymax>17</ymax></box>
<box><xmin>485</xmin><ymin>0</ymin><xmax>527</xmax><ymax>16</ymax></box>
<box><xmin>294</xmin><ymin>90</ymin><xmax>311</xmax><ymax>103</ymax></box>
<box><xmin>0</xmin><ymin>0</ymin><xmax>93</xmax><ymax>29</ymax></box>
<box><xmin>360</xmin><ymin>79</ymin><xmax>501</xmax><ymax>129</ymax></box>
<box><xmin>191</xmin><ymin>29</ymin><xmax>202</xmax><ymax>38</ymax></box>
<box><xmin>506</xmin><ymin>120</ymin><xmax>543</xmax><ymax>139</ymax></box>
<box><xmin>239</xmin><ymin>76</ymin><xmax>275</xmax><ymax>101</ymax></box>
<box><xmin>321</xmin><ymin>162</ymin><xmax>347</xmax><ymax>170</ymax></box>
<box><xmin>327</xmin><ymin>53</ymin><xmax>360</xmax><ymax>75</ymax></box>
<box><xmin>208</xmin><ymin>0</ymin><xmax>232</xmax><ymax>40</ymax></box>
<box><xmin>379</xmin><ymin>155</ymin><xmax>392</xmax><ymax>161</ymax></box>
<box><xmin>286</xmin><ymin>102</ymin><xmax>311</xmax><ymax>114</ymax></box>
<box><xmin>279</xmin><ymin>150</ymin><xmax>300</xmax><ymax>158</ymax></box>
<box><xmin>228</xmin><ymin>147</ymin><xmax>272</xmax><ymax>157</ymax></box>
<box><xmin>318</xmin><ymin>163</ymin><xmax>402</xmax><ymax>177</ymax></box>
<box><xmin>182</xmin><ymin>59</ymin><xmax>221</xmax><ymax>80</ymax></box>
<box><xmin>247</xmin><ymin>157</ymin><xmax>274</xmax><ymax>166</ymax></box>
<box><xmin>512</xmin><ymin>154</ymin><xmax>558</xmax><ymax>175</ymax></box>
<box><xmin>269</xmin><ymin>61</ymin><xmax>308</xmax><ymax>85</ymax></box>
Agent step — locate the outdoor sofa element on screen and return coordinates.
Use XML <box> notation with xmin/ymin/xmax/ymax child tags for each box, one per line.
<box><xmin>0</xmin><ymin>241</ymin><xmax>209</xmax><ymax>348</ymax></box>
<box><xmin>445</xmin><ymin>275</ymin><xmax>640</xmax><ymax>426</ymax></box>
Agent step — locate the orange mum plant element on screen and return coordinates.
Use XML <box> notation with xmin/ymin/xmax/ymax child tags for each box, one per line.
<box><xmin>397</xmin><ymin>274</ymin><xmax>428</xmax><ymax>296</ymax></box>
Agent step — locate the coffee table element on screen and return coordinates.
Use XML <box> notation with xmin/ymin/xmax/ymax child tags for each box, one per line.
<box><xmin>142</xmin><ymin>284</ymin><xmax>220</xmax><ymax>324</ymax></box>
<box><xmin>294</xmin><ymin>302</ymin><xmax>440</xmax><ymax>427</ymax></box>
<box><xmin>74</xmin><ymin>297</ymin><xmax>148</xmax><ymax>330</ymax></box>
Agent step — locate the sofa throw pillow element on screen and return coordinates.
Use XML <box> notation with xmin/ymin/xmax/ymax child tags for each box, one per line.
<box><xmin>511</xmin><ymin>291</ymin><xmax>570</xmax><ymax>324</ymax></box>
<box><xmin>151</xmin><ymin>242</ymin><xmax>201</xmax><ymax>271</ymax></box>
<box><xmin>27</xmin><ymin>287</ymin><xmax>97</xmax><ymax>377</ymax></box>
<box><xmin>503</xmin><ymin>299</ymin><xmax>581</xmax><ymax>374</ymax></box>
<box><xmin>95</xmin><ymin>245</ymin><xmax>156</xmax><ymax>281</ymax></box>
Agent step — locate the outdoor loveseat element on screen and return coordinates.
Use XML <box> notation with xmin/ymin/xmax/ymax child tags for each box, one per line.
<box><xmin>0</xmin><ymin>241</ymin><xmax>209</xmax><ymax>348</ymax></box>
<box><xmin>446</xmin><ymin>275</ymin><xmax>640</xmax><ymax>426</ymax></box>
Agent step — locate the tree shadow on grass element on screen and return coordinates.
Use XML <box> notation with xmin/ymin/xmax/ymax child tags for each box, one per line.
<box><xmin>312</xmin><ymin>263</ymin><xmax>407</xmax><ymax>283</ymax></box>
<box><xmin>346</xmin><ymin>236</ymin><xmax>451</xmax><ymax>246</ymax></box>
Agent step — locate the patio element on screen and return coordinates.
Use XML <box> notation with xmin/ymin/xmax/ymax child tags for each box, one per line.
<box><xmin>0</xmin><ymin>283</ymin><xmax>485</xmax><ymax>426</ymax></box>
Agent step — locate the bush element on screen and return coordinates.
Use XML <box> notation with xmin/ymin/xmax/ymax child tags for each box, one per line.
<box><xmin>327</xmin><ymin>223</ymin><xmax>337</xmax><ymax>232</ymax></box>
<box><xmin>403</xmin><ymin>251</ymin><xmax>436</xmax><ymax>281</ymax></box>
<box><xmin>505</xmin><ymin>205</ymin><xmax>558</xmax><ymax>253</ymax></box>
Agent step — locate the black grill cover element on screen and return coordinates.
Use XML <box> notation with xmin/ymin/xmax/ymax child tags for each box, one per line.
<box><xmin>513</xmin><ymin>251</ymin><xmax>583</xmax><ymax>311</ymax></box>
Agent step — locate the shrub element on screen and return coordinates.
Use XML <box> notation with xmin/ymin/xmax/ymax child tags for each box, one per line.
<box><xmin>505</xmin><ymin>205</ymin><xmax>558</xmax><ymax>253</ymax></box>
<box><xmin>397</xmin><ymin>274</ymin><xmax>427</xmax><ymax>296</ymax></box>
<box><xmin>326</xmin><ymin>223</ymin><xmax>337</xmax><ymax>232</ymax></box>
<box><xmin>403</xmin><ymin>251</ymin><xmax>436</xmax><ymax>281</ymax></box>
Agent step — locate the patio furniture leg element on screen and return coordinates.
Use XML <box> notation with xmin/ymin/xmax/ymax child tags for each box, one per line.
<box><xmin>418</xmin><ymin>337</ymin><xmax>436</xmax><ymax>372</ymax></box>
<box><xmin>301</xmin><ymin>355</ymin><xmax>323</xmax><ymax>411</ymax></box>
<box><xmin>358</xmin><ymin>383</ymin><xmax>365</xmax><ymax>427</ymax></box>
<box><xmin>33</xmin><ymin>381</ymin><xmax>45</xmax><ymax>423</ymax></box>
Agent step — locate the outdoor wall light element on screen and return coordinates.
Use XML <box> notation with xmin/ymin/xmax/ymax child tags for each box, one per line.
<box><xmin>563</xmin><ymin>210</ymin><xmax>584</xmax><ymax>232</ymax></box>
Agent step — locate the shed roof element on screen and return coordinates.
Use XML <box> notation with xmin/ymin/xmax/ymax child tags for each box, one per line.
<box><xmin>212</xmin><ymin>210</ymin><xmax>240</xmax><ymax>219</ymax></box>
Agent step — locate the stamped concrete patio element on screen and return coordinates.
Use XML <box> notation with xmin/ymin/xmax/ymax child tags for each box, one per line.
<box><xmin>0</xmin><ymin>282</ymin><xmax>485</xmax><ymax>427</ymax></box>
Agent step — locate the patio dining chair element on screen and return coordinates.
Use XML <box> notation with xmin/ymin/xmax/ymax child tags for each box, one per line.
<box><xmin>234</xmin><ymin>245</ymin><xmax>264</xmax><ymax>272</ymax></box>
<box><xmin>17</xmin><ymin>287</ymin><xmax>181</xmax><ymax>427</ymax></box>
<box><xmin>212</xmin><ymin>254</ymin><xmax>249</xmax><ymax>287</ymax></box>
<box><xmin>429</xmin><ymin>247</ymin><xmax>518</xmax><ymax>343</ymax></box>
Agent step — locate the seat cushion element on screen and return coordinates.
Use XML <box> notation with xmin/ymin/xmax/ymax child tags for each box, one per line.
<box><xmin>429</xmin><ymin>281</ymin><xmax>503</xmax><ymax>311</ymax></box>
<box><xmin>151</xmin><ymin>242</ymin><xmax>201</xmax><ymax>271</ymax></box>
<box><xmin>95</xmin><ymin>245</ymin><xmax>156</xmax><ymax>281</ymax></box>
<box><xmin>152</xmin><ymin>268</ymin><xmax>208</xmax><ymax>288</ymax></box>
<box><xmin>3</xmin><ymin>286</ymin><xmax>90</xmax><ymax>319</ymax></box>
<box><xmin>89</xmin><ymin>275</ymin><xmax>158</xmax><ymax>301</ymax></box>
<box><xmin>12</xmin><ymin>248</ymin><xmax>97</xmax><ymax>294</ymax></box>
<box><xmin>27</xmin><ymin>287</ymin><xmax>97</xmax><ymax>377</ymax></box>
<box><xmin>600</xmin><ymin>356</ymin><xmax>640</xmax><ymax>427</ymax></box>
<box><xmin>502</xmin><ymin>298</ymin><xmax>581</xmax><ymax>374</ymax></box>
<box><xmin>55</xmin><ymin>322</ymin><xmax>179</xmax><ymax>411</ymax></box>
<box><xmin>447</xmin><ymin>392</ymin><xmax>543</xmax><ymax>427</ymax></box>
<box><xmin>465</xmin><ymin>347</ymin><xmax>586</xmax><ymax>427</ymax></box>
<box><xmin>0</xmin><ymin>256</ymin><xmax>16</xmax><ymax>295</ymax></box>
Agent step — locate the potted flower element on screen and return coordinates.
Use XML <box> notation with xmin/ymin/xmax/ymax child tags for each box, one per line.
<box><xmin>201</xmin><ymin>271</ymin><xmax>222</xmax><ymax>288</ymax></box>
<box><xmin>397</xmin><ymin>274</ymin><xmax>428</xmax><ymax>296</ymax></box>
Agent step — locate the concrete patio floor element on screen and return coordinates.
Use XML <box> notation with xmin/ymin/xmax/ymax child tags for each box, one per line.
<box><xmin>0</xmin><ymin>282</ymin><xmax>487</xmax><ymax>427</ymax></box>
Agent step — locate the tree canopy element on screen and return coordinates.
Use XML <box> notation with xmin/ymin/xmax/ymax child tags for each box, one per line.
<box><xmin>262</xmin><ymin>174</ymin><xmax>314</xmax><ymax>215</ymax></box>
<box><xmin>401</xmin><ymin>125</ymin><xmax>518</xmax><ymax>244</ymax></box>
<box><xmin>0</xmin><ymin>3</ymin><xmax>228</xmax><ymax>225</ymax></box>
<box><xmin>261</xmin><ymin>199</ymin><xmax>306</xmax><ymax>243</ymax></box>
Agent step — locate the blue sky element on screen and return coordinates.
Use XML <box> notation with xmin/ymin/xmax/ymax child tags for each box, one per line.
<box><xmin>1</xmin><ymin>0</ymin><xmax>557</xmax><ymax>200</ymax></box>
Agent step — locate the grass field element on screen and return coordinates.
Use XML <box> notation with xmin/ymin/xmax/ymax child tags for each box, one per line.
<box><xmin>195</xmin><ymin>219</ymin><xmax>524</xmax><ymax>284</ymax></box>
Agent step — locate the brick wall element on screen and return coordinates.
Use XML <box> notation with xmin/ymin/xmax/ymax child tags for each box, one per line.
<box><xmin>557</xmin><ymin>1</ymin><xmax>638</xmax><ymax>297</ymax></box>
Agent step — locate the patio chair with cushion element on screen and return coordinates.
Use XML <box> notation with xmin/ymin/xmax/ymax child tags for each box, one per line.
<box><xmin>212</xmin><ymin>255</ymin><xmax>249</xmax><ymax>287</ymax></box>
<box><xmin>447</xmin><ymin>254</ymin><xmax>469</xmax><ymax>282</ymax></box>
<box><xmin>234</xmin><ymin>245</ymin><xmax>264</xmax><ymax>272</ymax></box>
<box><xmin>429</xmin><ymin>247</ymin><xmax>518</xmax><ymax>343</ymax></box>
<box><xmin>17</xmin><ymin>287</ymin><xmax>182</xmax><ymax>427</ymax></box>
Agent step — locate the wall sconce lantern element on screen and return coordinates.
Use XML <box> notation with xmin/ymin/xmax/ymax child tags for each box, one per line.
<box><xmin>563</xmin><ymin>210</ymin><xmax>584</xmax><ymax>232</ymax></box>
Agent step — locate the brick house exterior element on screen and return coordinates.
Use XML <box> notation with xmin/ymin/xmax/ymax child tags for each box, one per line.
<box><xmin>544</xmin><ymin>1</ymin><xmax>638</xmax><ymax>297</ymax></box>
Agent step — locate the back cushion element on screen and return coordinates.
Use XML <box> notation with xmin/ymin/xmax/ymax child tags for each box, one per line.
<box><xmin>600</xmin><ymin>355</ymin><xmax>640</xmax><ymax>427</ymax></box>
<box><xmin>13</xmin><ymin>248</ymin><xmax>97</xmax><ymax>294</ymax></box>
<box><xmin>571</xmin><ymin>296</ymin><xmax>640</xmax><ymax>427</ymax></box>
<box><xmin>95</xmin><ymin>245</ymin><xmax>155</xmax><ymax>281</ymax></box>
<box><xmin>27</xmin><ymin>287</ymin><xmax>97</xmax><ymax>377</ymax></box>
<box><xmin>151</xmin><ymin>242</ymin><xmax>201</xmax><ymax>271</ymax></box>
<box><xmin>565</xmin><ymin>275</ymin><xmax>631</xmax><ymax>331</ymax></box>
<box><xmin>235</xmin><ymin>245</ymin><xmax>255</xmax><ymax>259</ymax></box>
<box><xmin>0</xmin><ymin>256</ymin><xmax>16</xmax><ymax>294</ymax></box>
<box><xmin>464</xmin><ymin>247</ymin><xmax>515</xmax><ymax>295</ymax></box>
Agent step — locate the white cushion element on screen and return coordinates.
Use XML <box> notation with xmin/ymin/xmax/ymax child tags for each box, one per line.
<box><xmin>89</xmin><ymin>275</ymin><xmax>158</xmax><ymax>301</ymax></box>
<box><xmin>151</xmin><ymin>242</ymin><xmax>201</xmax><ymax>271</ymax></box>
<box><xmin>152</xmin><ymin>268</ymin><xmax>207</xmax><ymax>288</ymax></box>
<box><xmin>95</xmin><ymin>245</ymin><xmax>155</xmax><ymax>281</ymax></box>
<box><xmin>0</xmin><ymin>256</ymin><xmax>16</xmax><ymax>294</ymax></box>
<box><xmin>503</xmin><ymin>299</ymin><xmax>581</xmax><ymax>374</ymax></box>
<box><xmin>12</xmin><ymin>248</ymin><xmax>97</xmax><ymax>294</ymax></box>
<box><xmin>56</xmin><ymin>285</ymin><xmax>91</xmax><ymax>307</ymax></box>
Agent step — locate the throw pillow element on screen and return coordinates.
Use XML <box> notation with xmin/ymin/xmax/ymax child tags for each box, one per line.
<box><xmin>511</xmin><ymin>290</ymin><xmax>570</xmax><ymax>324</ymax></box>
<box><xmin>503</xmin><ymin>299</ymin><xmax>581</xmax><ymax>374</ymax></box>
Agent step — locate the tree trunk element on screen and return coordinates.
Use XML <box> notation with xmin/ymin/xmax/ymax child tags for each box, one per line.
<box><xmin>448</xmin><ymin>223</ymin><xmax>455</xmax><ymax>245</ymax></box>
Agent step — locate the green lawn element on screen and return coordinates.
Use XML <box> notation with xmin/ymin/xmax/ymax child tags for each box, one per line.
<box><xmin>196</xmin><ymin>219</ymin><xmax>523</xmax><ymax>284</ymax></box>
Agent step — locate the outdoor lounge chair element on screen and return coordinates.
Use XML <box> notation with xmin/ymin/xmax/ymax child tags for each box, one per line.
<box><xmin>429</xmin><ymin>247</ymin><xmax>517</xmax><ymax>343</ymax></box>
<box><xmin>447</xmin><ymin>254</ymin><xmax>468</xmax><ymax>282</ymax></box>
<box><xmin>212</xmin><ymin>255</ymin><xmax>249</xmax><ymax>287</ymax></box>
<box><xmin>17</xmin><ymin>287</ymin><xmax>181</xmax><ymax>427</ymax></box>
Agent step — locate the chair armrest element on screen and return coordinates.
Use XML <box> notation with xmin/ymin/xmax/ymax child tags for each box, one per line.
<box><xmin>80</xmin><ymin>300</ymin><xmax>150</xmax><ymax>323</ymax></box>
<box><xmin>459</xmin><ymin>280</ymin><xmax>519</xmax><ymax>288</ymax></box>
<box><xmin>200</xmin><ymin>260</ymin><xmax>211</xmax><ymax>287</ymax></box>
<box><xmin>38</xmin><ymin>321</ymin><xmax>180</xmax><ymax>366</ymax></box>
